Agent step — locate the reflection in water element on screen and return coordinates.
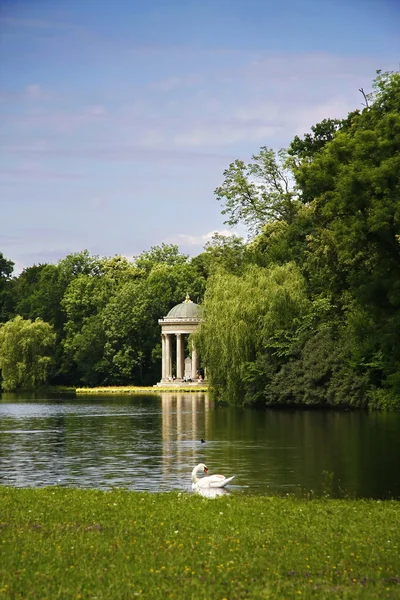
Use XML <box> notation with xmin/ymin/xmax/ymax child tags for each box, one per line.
<box><xmin>0</xmin><ymin>393</ymin><xmax>399</xmax><ymax>498</ymax></box>
<box><xmin>194</xmin><ymin>487</ymin><xmax>230</xmax><ymax>498</ymax></box>
<box><xmin>161</xmin><ymin>393</ymin><xmax>211</xmax><ymax>490</ymax></box>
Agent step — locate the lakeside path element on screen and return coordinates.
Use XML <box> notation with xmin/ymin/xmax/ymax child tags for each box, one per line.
<box><xmin>1</xmin><ymin>487</ymin><xmax>399</xmax><ymax>599</ymax></box>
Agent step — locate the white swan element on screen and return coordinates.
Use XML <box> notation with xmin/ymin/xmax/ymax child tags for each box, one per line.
<box><xmin>191</xmin><ymin>463</ymin><xmax>235</xmax><ymax>489</ymax></box>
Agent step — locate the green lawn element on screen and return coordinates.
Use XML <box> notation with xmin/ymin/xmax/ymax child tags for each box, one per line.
<box><xmin>0</xmin><ymin>487</ymin><xmax>399</xmax><ymax>599</ymax></box>
<box><xmin>74</xmin><ymin>385</ymin><xmax>208</xmax><ymax>394</ymax></box>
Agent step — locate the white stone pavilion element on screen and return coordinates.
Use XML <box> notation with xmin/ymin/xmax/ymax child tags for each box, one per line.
<box><xmin>157</xmin><ymin>294</ymin><xmax>204</xmax><ymax>386</ymax></box>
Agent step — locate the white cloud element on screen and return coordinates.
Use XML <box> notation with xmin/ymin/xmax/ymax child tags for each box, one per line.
<box><xmin>150</xmin><ymin>76</ymin><xmax>183</xmax><ymax>92</ymax></box>
<box><xmin>1</xmin><ymin>16</ymin><xmax>73</xmax><ymax>30</ymax></box>
<box><xmin>86</xmin><ymin>105</ymin><xmax>108</xmax><ymax>116</ymax></box>
<box><xmin>0</xmin><ymin>165</ymin><xmax>82</xmax><ymax>183</ymax></box>
<box><xmin>26</xmin><ymin>84</ymin><xmax>43</xmax><ymax>99</ymax></box>
<box><xmin>174</xmin><ymin>124</ymin><xmax>278</xmax><ymax>148</ymax></box>
<box><xmin>11</xmin><ymin>260</ymin><xmax>26</xmax><ymax>276</ymax></box>
<box><xmin>149</xmin><ymin>74</ymin><xmax>204</xmax><ymax>92</ymax></box>
<box><xmin>1</xmin><ymin>43</ymin><xmax>395</xmax><ymax>271</ymax></box>
<box><xmin>2</xmin><ymin>52</ymin><xmax>388</xmax><ymax>159</ymax></box>
<box><xmin>171</xmin><ymin>230</ymin><xmax>237</xmax><ymax>247</ymax></box>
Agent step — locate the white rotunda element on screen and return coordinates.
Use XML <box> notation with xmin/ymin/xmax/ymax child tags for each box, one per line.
<box><xmin>158</xmin><ymin>294</ymin><xmax>204</xmax><ymax>385</ymax></box>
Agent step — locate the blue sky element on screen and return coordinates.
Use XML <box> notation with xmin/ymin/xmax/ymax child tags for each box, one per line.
<box><xmin>1</xmin><ymin>0</ymin><xmax>399</xmax><ymax>274</ymax></box>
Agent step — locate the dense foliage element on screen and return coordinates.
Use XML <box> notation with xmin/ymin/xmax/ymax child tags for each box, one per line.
<box><xmin>0</xmin><ymin>316</ymin><xmax>56</xmax><ymax>390</ymax></box>
<box><xmin>0</xmin><ymin>71</ymin><xmax>399</xmax><ymax>408</ymax></box>
<box><xmin>197</xmin><ymin>263</ymin><xmax>309</xmax><ymax>405</ymax></box>
<box><xmin>0</xmin><ymin>245</ymin><xmax>206</xmax><ymax>388</ymax></box>
<box><xmin>199</xmin><ymin>70</ymin><xmax>400</xmax><ymax>409</ymax></box>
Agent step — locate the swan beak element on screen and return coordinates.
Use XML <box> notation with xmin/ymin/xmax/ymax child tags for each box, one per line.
<box><xmin>204</xmin><ymin>467</ymin><xmax>208</xmax><ymax>474</ymax></box>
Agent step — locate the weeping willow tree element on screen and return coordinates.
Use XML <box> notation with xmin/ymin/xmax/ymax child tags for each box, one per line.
<box><xmin>0</xmin><ymin>316</ymin><xmax>56</xmax><ymax>391</ymax></box>
<box><xmin>196</xmin><ymin>263</ymin><xmax>309</xmax><ymax>405</ymax></box>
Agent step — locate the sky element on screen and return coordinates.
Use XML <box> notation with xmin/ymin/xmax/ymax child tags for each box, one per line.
<box><xmin>0</xmin><ymin>0</ymin><xmax>399</xmax><ymax>274</ymax></box>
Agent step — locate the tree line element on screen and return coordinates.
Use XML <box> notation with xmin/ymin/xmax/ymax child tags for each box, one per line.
<box><xmin>1</xmin><ymin>70</ymin><xmax>399</xmax><ymax>409</ymax></box>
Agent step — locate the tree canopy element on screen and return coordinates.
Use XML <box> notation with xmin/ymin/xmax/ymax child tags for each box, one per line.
<box><xmin>0</xmin><ymin>252</ymin><xmax>14</xmax><ymax>323</ymax></box>
<box><xmin>0</xmin><ymin>316</ymin><xmax>56</xmax><ymax>391</ymax></box>
<box><xmin>200</xmin><ymin>69</ymin><xmax>400</xmax><ymax>409</ymax></box>
<box><xmin>215</xmin><ymin>147</ymin><xmax>301</xmax><ymax>235</ymax></box>
<box><xmin>196</xmin><ymin>263</ymin><xmax>309</xmax><ymax>405</ymax></box>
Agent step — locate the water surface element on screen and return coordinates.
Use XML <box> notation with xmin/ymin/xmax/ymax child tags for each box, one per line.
<box><xmin>0</xmin><ymin>392</ymin><xmax>399</xmax><ymax>498</ymax></box>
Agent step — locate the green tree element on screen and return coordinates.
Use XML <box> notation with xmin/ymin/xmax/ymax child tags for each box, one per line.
<box><xmin>57</xmin><ymin>250</ymin><xmax>104</xmax><ymax>279</ymax></box>
<box><xmin>60</xmin><ymin>256</ymin><xmax>206</xmax><ymax>386</ymax></box>
<box><xmin>61</xmin><ymin>273</ymin><xmax>119</xmax><ymax>385</ymax></box>
<box><xmin>10</xmin><ymin>251</ymin><xmax>134</xmax><ymax>385</ymax></box>
<box><xmin>99</xmin><ymin>255</ymin><xmax>142</xmax><ymax>281</ymax></box>
<box><xmin>12</xmin><ymin>250</ymin><xmax>108</xmax><ymax>336</ymax></box>
<box><xmin>100</xmin><ymin>261</ymin><xmax>206</xmax><ymax>385</ymax></box>
<box><xmin>12</xmin><ymin>264</ymin><xmax>67</xmax><ymax>332</ymax></box>
<box><xmin>0</xmin><ymin>252</ymin><xmax>14</xmax><ymax>322</ymax></box>
<box><xmin>215</xmin><ymin>147</ymin><xmax>301</xmax><ymax>236</ymax></box>
<box><xmin>0</xmin><ymin>316</ymin><xmax>56</xmax><ymax>390</ymax></box>
<box><xmin>288</xmin><ymin>116</ymin><xmax>356</xmax><ymax>166</ymax></box>
<box><xmin>197</xmin><ymin>263</ymin><xmax>309</xmax><ymax>405</ymax></box>
<box><xmin>191</xmin><ymin>233</ymin><xmax>250</xmax><ymax>278</ymax></box>
<box><xmin>133</xmin><ymin>244</ymin><xmax>189</xmax><ymax>274</ymax></box>
<box><xmin>294</xmin><ymin>70</ymin><xmax>400</xmax><ymax>404</ymax></box>
<box><xmin>246</xmin><ymin>315</ymin><xmax>370</xmax><ymax>408</ymax></box>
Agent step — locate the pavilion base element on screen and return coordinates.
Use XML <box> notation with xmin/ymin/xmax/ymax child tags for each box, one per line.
<box><xmin>154</xmin><ymin>380</ymin><xmax>207</xmax><ymax>388</ymax></box>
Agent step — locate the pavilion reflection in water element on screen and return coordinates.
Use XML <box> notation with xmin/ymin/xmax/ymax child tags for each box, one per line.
<box><xmin>161</xmin><ymin>392</ymin><xmax>212</xmax><ymax>488</ymax></box>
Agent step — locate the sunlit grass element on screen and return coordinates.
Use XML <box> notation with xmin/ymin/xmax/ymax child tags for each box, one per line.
<box><xmin>74</xmin><ymin>385</ymin><xmax>208</xmax><ymax>394</ymax></box>
<box><xmin>1</xmin><ymin>488</ymin><xmax>399</xmax><ymax>599</ymax></box>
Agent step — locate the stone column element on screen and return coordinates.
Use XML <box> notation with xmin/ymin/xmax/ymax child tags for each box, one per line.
<box><xmin>176</xmin><ymin>333</ymin><xmax>184</xmax><ymax>380</ymax></box>
<box><xmin>191</xmin><ymin>342</ymin><xmax>198</xmax><ymax>380</ymax></box>
<box><xmin>165</xmin><ymin>334</ymin><xmax>173</xmax><ymax>380</ymax></box>
<box><xmin>161</xmin><ymin>333</ymin><xmax>166</xmax><ymax>381</ymax></box>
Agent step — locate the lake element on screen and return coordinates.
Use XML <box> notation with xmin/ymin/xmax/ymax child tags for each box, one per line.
<box><xmin>0</xmin><ymin>392</ymin><xmax>399</xmax><ymax>499</ymax></box>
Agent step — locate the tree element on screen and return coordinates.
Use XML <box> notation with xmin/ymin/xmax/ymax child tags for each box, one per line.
<box><xmin>191</xmin><ymin>233</ymin><xmax>250</xmax><ymax>277</ymax></box>
<box><xmin>57</xmin><ymin>250</ymin><xmax>104</xmax><ymax>279</ymax></box>
<box><xmin>0</xmin><ymin>316</ymin><xmax>56</xmax><ymax>390</ymax></box>
<box><xmin>133</xmin><ymin>244</ymin><xmax>189</xmax><ymax>274</ymax></box>
<box><xmin>9</xmin><ymin>253</ymin><xmax>108</xmax><ymax>386</ymax></box>
<box><xmin>215</xmin><ymin>147</ymin><xmax>301</xmax><ymax>236</ymax></box>
<box><xmin>293</xmin><ymin>70</ymin><xmax>400</xmax><ymax>405</ymax></box>
<box><xmin>206</xmin><ymin>70</ymin><xmax>400</xmax><ymax>408</ymax></box>
<box><xmin>288</xmin><ymin>117</ymin><xmax>355</xmax><ymax>166</ymax></box>
<box><xmin>99</xmin><ymin>255</ymin><xmax>142</xmax><ymax>281</ymax></box>
<box><xmin>61</xmin><ymin>273</ymin><xmax>120</xmax><ymax>385</ymax></box>
<box><xmin>12</xmin><ymin>264</ymin><xmax>66</xmax><ymax>332</ymax></box>
<box><xmin>0</xmin><ymin>252</ymin><xmax>14</xmax><ymax>322</ymax></box>
<box><xmin>99</xmin><ymin>261</ymin><xmax>206</xmax><ymax>386</ymax></box>
<box><xmin>60</xmin><ymin>256</ymin><xmax>206</xmax><ymax>386</ymax></box>
<box><xmin>196</xmin><ymin>263</ymin><xmax>309</xmax><ymax>405</ymax></box>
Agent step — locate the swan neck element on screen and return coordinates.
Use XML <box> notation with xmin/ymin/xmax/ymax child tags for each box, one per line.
<box><xmin>191</xmin><ymin>466</ymin><xmax>199</xmax><ymax>484</ymax></box>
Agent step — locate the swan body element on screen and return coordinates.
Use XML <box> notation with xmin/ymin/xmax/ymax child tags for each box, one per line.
<box><xmin>191</xmin><ymin>463</ymin><xmax>235</xmax><ymax>489</ymax></box>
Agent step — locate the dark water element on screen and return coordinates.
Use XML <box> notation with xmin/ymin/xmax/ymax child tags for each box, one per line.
<box><xmin>0</xmin><ymin>392</ymin><xmax>399</xmax><ymax>498</ymax></box>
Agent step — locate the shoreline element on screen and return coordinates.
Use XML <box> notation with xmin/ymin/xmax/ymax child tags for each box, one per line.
<box><xmin>74</xmin><ymin>385</ymin><xmax>209</xmax><ymax>394</ymax></box>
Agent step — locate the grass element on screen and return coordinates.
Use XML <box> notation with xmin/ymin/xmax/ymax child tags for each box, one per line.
<box><xmin>74</xmin><ymin>385</ymin><xmax>208</xmax><ymax>394</ymax></box>
<box><xmin>0</xmin><ymin>488</ymin><xmax>399</xmax><ymax>599</ymax></box>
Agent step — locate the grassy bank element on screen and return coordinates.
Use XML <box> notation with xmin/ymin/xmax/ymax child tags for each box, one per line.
<box><xmin>0</xmin><ymin>488</ymin><xmax>399</xmax><ymax>599</ymax></box>
<box><xmin>74</xmin><ymin>385</ymin><xmax>208</xmax><ymax>394</ymax></box>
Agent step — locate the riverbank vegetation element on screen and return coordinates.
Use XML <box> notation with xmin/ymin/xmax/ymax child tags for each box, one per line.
<box><xmin>1</xmin><ymin>487</ymin><xmax>399</xmax><ymax>599</ymax></box>
<box><xmin>1</xmin><ymin>70</ymin><xmax>399</xmax><ymax>408</ymax></box>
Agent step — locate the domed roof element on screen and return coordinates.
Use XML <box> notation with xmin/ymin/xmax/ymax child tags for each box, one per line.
<box><xmin>166</xmin><ymin>294</ymin><xmax>202</xmax><ymax>319</ymax></box>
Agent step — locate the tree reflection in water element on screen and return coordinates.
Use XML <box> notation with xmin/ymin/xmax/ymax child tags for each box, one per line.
<box><xmin>0</xmin><ymin>393</ymin><xmax>399</xmax><ymax>498</ymax></box>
